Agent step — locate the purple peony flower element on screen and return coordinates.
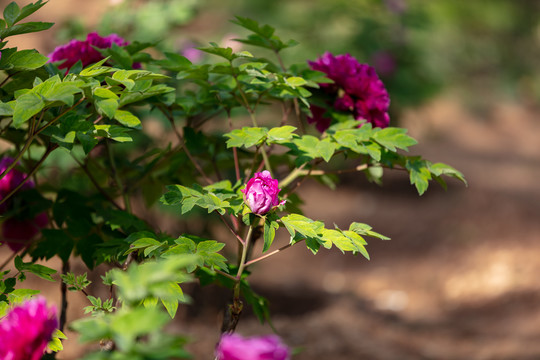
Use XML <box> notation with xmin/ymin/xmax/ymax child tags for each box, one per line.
<box><xmin>308</xmin><ymin>52</ymin><xmax>390</xmax><ymax>132</ymax></box>
<box><xmin>241</xmin><ymin>171</ymin><xmax>285</xmax><ymax>215</ymax></box>
<box><xmin>0</xmin><ymin>157</ymin><xmax>48</xmax><ymax>251</ymax></box>
<box><xmin>216</xmin><ymin>334</ymin><xmax>291</xmax><ymax>360</ymax></box>
<box><xmin>0</xmin><ymin>296</ymin><xmax>58</xmax><ymax>360</ymax></box>
<box><xmin>48</xmin><ymin>32</ymin><xmax>130</xmax><ymax>70</ymax></box>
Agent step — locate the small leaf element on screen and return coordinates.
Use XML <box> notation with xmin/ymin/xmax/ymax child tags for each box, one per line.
<box><xmin>3</xmin><ymin>2</ymin><xmax>20</xmax><ymax>28</ymax></box>
<box><xmin>114</xmin><ymin>109</ymin><xmax>141</xmax><ymax>129</ymax></box>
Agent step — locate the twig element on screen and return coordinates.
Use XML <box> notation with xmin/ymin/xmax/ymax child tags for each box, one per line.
<box><xmin>0</xmin><ymin>144</ymin><xmax>57</xmax><ymax>206</ymax></box>
<box><xmin>219</xmin><ymin>215</ymin><xmax>245</xmax><ymax>246</ymax></box>
<box><xmin>72</xmin><ymin>155</ymin><xmax>123</xmax><ymax>211</ymax></box>
<box><xmin>244</xmin><ymin>239</ymin><xmax>303</xmax><ymax>267</ymax></box>
<box><xmin>59</xmin><ymin>260</ymin><xmax>70</xmax><ymax>332</ymax></box>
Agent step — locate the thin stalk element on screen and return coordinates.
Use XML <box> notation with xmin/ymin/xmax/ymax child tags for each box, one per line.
<box><xmin>0</xmin><ymin>144</ymin><xmax>57</xmax><ymax>207</ymax></box>
<box><xmin>106</xmin><ymin>141</ymin><xmax>131</xmax><ymax>213</ymax></box>
<box><xmin>59</xmin><ymin>260</ymin><xmax>70</xmax><ymax>332</ymax></box>
<box><xmin>72</xmin><ymin>155</ymin><xmax>123</xmax><ymax>211</ymax></box>
<box><xmin>219</xmin><ymin>215</ymin><xmax>245</xmax><ymax>246</ymax></box>
<box><xmin>235</xmin><ymin>225</ymin><xmax>253</xmax><ymax>280</ymax></box>
<box><xmin>0</xmin><ymin>251</ymin><xmax>17</xmax><ymax>272</ymax></box>
<box><xmin>244</xmin><ymin>239</ymin><xmax>304</xmax><ymax>267</ymax></box>
<box><xmin>162</xmin><ymin>107</ymin><xmax>213</xmax><ymax>185</ymax></box>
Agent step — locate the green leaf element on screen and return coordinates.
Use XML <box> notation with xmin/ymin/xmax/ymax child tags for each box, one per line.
<box><xmin>13</xmin><ymin>92</ymin><xmax>43</xmax><ymax>127</ymax></box>
<box><xmin>372</xmin><ymin>127</ymin><xmax>418</xmax><ymax>152</ymax></box>
<box><xmin>14</xmin><ymin>256</ymin><xmax>57</xmax><ymax>281</ymax></box>
<box><xmin>263</xmin><ymin>213</ymin><xmax>279</xmax><ymax>252</ymax></box>
<box><xmin>7</xmin><ymin>49</ymin><xmax>48</xmax><ymax>70</ymax></box>
<box><xmin>429</xmin><ymin>163</ymin><xmax>467</xmax><ymax>185</ymax></box>
<box><xmin>3</xmin><ymin>2</ymin><xmax>20</xmax><ymax>28</ymax></box>
<box><xmin>114</xmin><ymin>109</ymin><xmax>141</xmax><ymax>129</ymax></box>
<box><xmin>280</xmin><ymin>214</ymin><xmax>323</xmax><ymax>240</ymax></box>
<box><xmin>224</xmin><ymin>127</ymin><xmax>268</xmax><ymax>148</ymax></box>
<box><xmin>0</xmin><ymin>21</ymin><xmax>54</xmax><ymax>39</ymax></box>
<box><xmin>0</xmin><ymin>101</ymin><xmax>15</xmax><ymax>116</ymax></box>
<box><xmin>93</xmin><ymin>87</ymin><xmax>118</xmax><ymax>99</ymax></box>
<box><xmin>405</xmin><ymin>158</ymin><xmax>432</xmax><ymax>195</ymax></box>
<box><xmin>231</xmin><ymin>16</ymin><xmax>275</xmax><ymax>38</ymax></box>
<box><xmin>93</xmin><ymin>124</ymin><xmax>132</xmax><ymax>142</ymax></box>
<box><xmin>47</xmin><ymin>329</ymin><xmax>67</xmax><ymax>352</ymax></box>
<box><xmin>285</xmin><ymin>76</ymin><xmax>307</xmax><ymax>87</ymax></box>
<box><xmin>15</xmin><ymin>0</ymin><xmax>47</xmax><ymax>24</ymax></box>
<box><xmin>95</xmin><ymin>97</ymin><xmax>118</xmax><ymax>118</ymax></box>
<box><xmin>267</xmin><ymin>125</ymin><xmax>296</xmax><ymax>143</ymax></box>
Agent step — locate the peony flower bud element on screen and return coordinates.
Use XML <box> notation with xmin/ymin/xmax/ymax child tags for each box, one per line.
<box><xmin>0</xmin><ymin>296</ymin><xmax>58</xmax><ymax>360</ymax></box>
<box><xmin>241</xmin><ymin>171</ymin><xmax>284</xmax><ymax>215</ymax></box>
<box><xmin>215</xmin><ymin>333</ymin><xmax>291</xmax><ymax>360</ymax></box>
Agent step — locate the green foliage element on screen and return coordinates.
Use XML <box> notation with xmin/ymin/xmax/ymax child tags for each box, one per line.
<box><xmin>60</xmin><ymin>272</ymin><xmax>92</xmax><ymax>292</ymax></box>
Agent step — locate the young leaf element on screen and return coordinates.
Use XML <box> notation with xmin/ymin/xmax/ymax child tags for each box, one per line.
<box><xmin>263</xmin><ymin>213</ymin><xmax>280</xmax><ymax>252</ymax></box>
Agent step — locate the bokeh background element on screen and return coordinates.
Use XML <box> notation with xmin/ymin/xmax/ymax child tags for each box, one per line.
<box><xmin>2</xmin><ymin>0</ymin><xmax>540</xmax><ymax>359</ymax></box>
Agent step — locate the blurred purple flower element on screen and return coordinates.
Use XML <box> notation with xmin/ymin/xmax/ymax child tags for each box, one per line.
<box><xmin>48</xmin><ymin>32</ymin><xmax>130</xmax><ymax>70</ymax></box>
<box><xmin>0</xmin><ymin>296</ymin><xmax>58</xmax><ymax>360</ymax></box>
<box><xmin>371</xmin><ymin>51</ymin><xmax>397</xmax><ymax>77</ymax></box>
<box><xmin>181</xmin><ymin>42</ymin><xmax>203</xmax><ymax>63</ymax></box>
<box><xmin>216</xmin><ymin>333</ymin><xmax>291</xmax><ymax>360</ymax></box>
<box><xmin>0</xmin><ymin>157</ymin><xmax>48</xmax><ymax>251</ymax></box>
<box><xmin>384</xmin><ymin>0</ymin><xmax>407</xmax><ymax>14</ymax></box>
<box><xmin>241</xmin><ymin>171</ymin><xmax>284</xmax><ymax>215</ymax></box>
<box><xmin>308</xmin><ymin>52</ymin><xmax>390</xmax><ymax>132</ymax></box>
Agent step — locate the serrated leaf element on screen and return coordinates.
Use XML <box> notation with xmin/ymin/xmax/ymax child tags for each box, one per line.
<box><xmin>429</xmin><ymin>163</ymin><xmax>467</xmax><ymax>185</ymax></box>
<box><xmin>224</xmin><ymin>127</ymin><xmax>268</xmax><ymax>148</ymax></box>
<box><xmin>267</xmin><ymin>125</ymin><xmax>296</xmax><ymax>143</ymax></box>
<box><xmin>372</xmin><ymin>127</ymin><xmax>418</xmax><ymax>152</ymax></box>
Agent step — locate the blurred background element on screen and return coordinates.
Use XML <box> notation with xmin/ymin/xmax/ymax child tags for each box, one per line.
<box><xmin>3</xmin><ymin>0</ymin><xmax>540</xmax><ymax>359</ymax></box>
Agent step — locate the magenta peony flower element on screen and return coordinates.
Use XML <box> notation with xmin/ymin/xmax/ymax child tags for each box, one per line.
<box><xmin>0</xmin><ymin>296</ymin><xmax>58</xmax><ymax>360</ymax></box>
<box><xmin>48</xmin><ymin>32</ymin><xmax>130</xmax><ymax>70</ymax></box>
<box><xmin>0</xmin><ymin>157</ymin><xmax>48</xmax><ymax>251</ymax></box>
<box><xmin>216</xmin><ymin>334</ymin><xmax>291</xmax><ymax>360</ymax></box>
<box><xmin>241</xmin><ymin>171</ymin><xmax>285</xmax><ymax>215</ymax></box>
<box><xmin>308</xmin><ymin>52</ymin><xmax>390</xmax><ymax>132</ymax></box>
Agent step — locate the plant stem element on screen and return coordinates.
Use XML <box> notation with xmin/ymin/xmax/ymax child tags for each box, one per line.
<box><xmin>235</xmin><ymin>225</ymin><xmax>253</xmax><ymax>280</ymax></box>
<box><xmin>244</xmin><ymin>239</ymin><xmax>304</xmax><ymax>267</ymax></box>
<box><xmin>0</xmin><ymin>144</ymin><xmax>57</xmax><ymax>207</ymax></box>
<box><xmin>105</xmin><ymin>140</ymin><xmax>131</xmax><ymax>213</ymax></box>
<box><xmin>72</xmin><ymin>155</ymin><xmax>123</xmax><ymax>211</ymax></box>
<box><xmin>219</xmin><ymin>215</ymin><xmax>245</xmax><ymax>246</ymax></box>
<box><xmin>59</xmin><ymin>260</ymin><xmax>70</xmax><ymax>332</ymax></box>
<box><xmin>162</xmin><ymin>107</ymin><xmax>213</xmax><ymax>185</ymax></box>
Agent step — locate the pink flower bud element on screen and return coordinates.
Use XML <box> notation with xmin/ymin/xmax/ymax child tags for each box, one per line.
<box><xmin>0</xmin><ymin>296</ymin><xmax>58</xmax><ymax>360</ymax></box>
<box><xmin>241</xmin><ymin>171</ymin><xmax>284</xmax><ymax>215</ymax></box>
<box><xmin>216</xmin><ymin>333</ymin><xmax>291</xmax><ymax>360</ymax></box>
